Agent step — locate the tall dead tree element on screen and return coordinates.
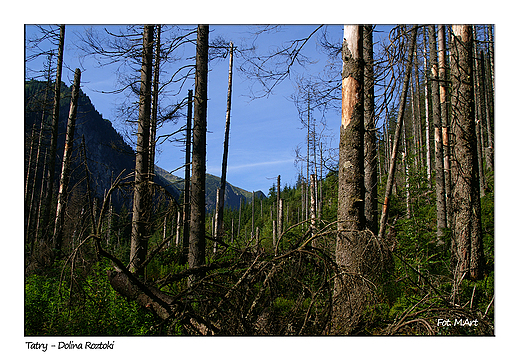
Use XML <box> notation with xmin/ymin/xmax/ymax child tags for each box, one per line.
<box><xmin>52</xmin><ymin>68</ymin><xmax>81</xmax><ymax>256</ymax></box>
<box><xmin>450</xmin><ymin>25</ymin><xmax>484</xmax><ymax>282</ymax></box>
<box><xmin>363</xmin><ymin>25</ymin><xmax>378</xmax><ymax>235</ymax></box>
<box><xmin>149</xmin><ymin>24</ymin><xmax>161</xmax><ymax>181</ymax></box>
<box><xmin>438</xmin><ymin>25</ymin><xmax>452</xmax><ymax>229</ymax></box>
<box><xmin>181</xmin><ymin>89</ymin><xmax>193</xmax><ymax>265</ymax></box>
<box><xmin>423</xmin><ymin>27</ymin><xmax>432</xmax><ymax>188</ymax></box>
<box><xmin>479</xmin><ymin>50</ymin><xmax>494</xmax><ymax>172</ymax></box>
<box><xmin>309</xmin><ymin>173</ymin><xmax>317</xmax><ymax>238</ymax></box>
<box><xmin>189</xmin><ymin>25</ymin><xmax>209</xmax><ymax>281</ymax></box>
<box><xmin>215</xmin><ymin>41</ymin><xmax>234</xmax><ymax>243</ymax></box>
<box><xmin>332</xmin><ymin>25</ymin><xmax>365</xmax><ymax>334</ymax></box>
<box><xmin>378</xmin><ymin>26</ymin><xmax>418</xmax><ymax>240</ymax></box>
<box><xmin>428</xmin><ymin>25</ymin><xmax>447</xmax><ymax>244</ymax></box>
<box><xmin>274</xmin><ymin>174</ymin><xmax>282</xmax><ymax>251</ymax></box>
<box><xmin>129</xmin><ymin>25</ymin><xmax>154</xmax><ymax>276</ymax></box>
<box><xmin>40</xmin><ymin>24</ymin><xmax>65</xmax><ymax>245</ymax></box>
<box><xmin>25</xmin><ymin>53</ymin><xmax>54</xmax><ymax>250</ymax></box>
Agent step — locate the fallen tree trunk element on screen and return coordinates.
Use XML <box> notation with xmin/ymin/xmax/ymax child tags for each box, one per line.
<box><xmin>107</xmin><ymin>267</ymin><xmax>216</xmax><ymax>335</ymax></box>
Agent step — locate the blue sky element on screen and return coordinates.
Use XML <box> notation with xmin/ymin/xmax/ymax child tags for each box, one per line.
<box><xmin>25</xmin><ymin>25</ymin><xmax>348</xmax><ymax>195</ymax></box>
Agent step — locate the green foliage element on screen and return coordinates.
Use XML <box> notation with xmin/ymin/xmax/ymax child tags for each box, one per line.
<box><xmin>25</xmin><ymin>261</ymin><xmax>160</xmax><ymax>336</ymax></box>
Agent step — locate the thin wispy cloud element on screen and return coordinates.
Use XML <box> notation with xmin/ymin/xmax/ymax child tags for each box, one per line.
<box><xmin>207</xmin><ymin>158</ymin><xmax>294</xmax><ymax>174</ymax></box>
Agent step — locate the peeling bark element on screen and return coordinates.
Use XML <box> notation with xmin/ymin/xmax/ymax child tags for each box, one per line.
<box><xmin>429</xmin><ymin>25</ymin><xmax>447</xmax><ymax>244</ymax></box>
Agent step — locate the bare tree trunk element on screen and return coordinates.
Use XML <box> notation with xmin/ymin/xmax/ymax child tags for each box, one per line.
<box><xmin>363</xmin><ymin>25</ymin><xmax>378</xmax><ymax>235</ymax></box>
<box><xmin>175</xmin><ymin>211</ymin><xmax>182</xmax><ymax>247</ymax></box>
<box><xmin>26</xmin><ymin>86</ymin><xmax>49</xmax><ymax>249</ymax></box>
<box><xmin>378</xmin><ymin>26</ymin><xmax>418</xmax><ymax>240</ymax></box>
<box><xmin>40</xmin><ymin>24</ymin><xmax>65</xmax><ymax>244</ymax></box>
<box><xmin>423</xmin><ymin>27</ymin><xmax>432</xmax><ymax>188</ymax></box>
<box><xmin>53</xmin><ymin>68</ymin><xmax>81</xmax><ymax>256</ymax></box>
<box><xmin>277</xmin><ymin>198</ymin><xmax>283</xmax><ymax>253</ymax></box>
<box><xmin>215</xmin><ymin>42</ymin><xmax>234</xmax><ymax>242</ymax></box>
<box><xmin>237</xmin><ymin>197</ymin><xmax>242</xmax><ymax>241</ymax></box>
<box><xmin>149</xmin><ymin>24</ymin><xmax>161</xmax><ymax>182</ymax></box>
<box><xmin>189</xmin><ymin>25</ymin><xmax>209</xmax><ymax>282</ymax></box>
<box><xmin>486</xmin><ymin>25</ymin><xmax>495</xmax><ymax>96</ymax></box>
<box><xmin>472</xmin><ymin>27</ymin><xmax>486</xmax><ymax>196</ymax></box>
<box><xmin>410</xmin><ymin>78</ymin><xmax>419</xmax><ymax>170</ymax></box>
<box><xmin>310</xmin><ymin>173</ymin><xmax>317</xmax><ymax>239</ymax></box>
<box><xmin>129</xmin><ymin>25</ymin><xmax>154</xmax><ymax>276</ymax></box>
<box><xmin>276</xmin><ymin>175</ymin><xmax>282</xmax><ymax>241</ymax></box>
<box><xmin>402</xmin><ymin>119</ymin><xmax>411</xmax><ymax>219</ymax></box>
<box><xmin>438</xmin><ymin>25</ymin><xmax>452</xmax><ymax>229</ymax></box>
<box><xmin>428</xmin><ymin>25</ymin><xmax>447</xmax><ymax>244</ymax></box>
<box><xmin>332</xmin><ymin>25</ymin><xmax>365</xmax><ymax>334</ymax></box>
<box><xmin>251</xmin><ymin>191</ymin><xmax>255</xmax><ymax>240</ymax></box>
<box><xmin>450</xmin><ymin>25</ymin><xmax>484</xmax><ymax>282</ymax></box>
<box><xmin>413</xmin><ymin>47</ymin><xmax>423</xmax><ymax>168</ymax></box>
<box><xmin>107</xmin><ymin>195</ymin><xmax>113</xmax><ymax>247</ymax></box>
<box><xmin>479</xmin><ymin>50</ymin><xmax>494</xmax><ymax>172</ymax></box>
<box><xmin>181</xmin><ymin>89</ymin><xmax>192</xmax><ymax>265</ymax></box>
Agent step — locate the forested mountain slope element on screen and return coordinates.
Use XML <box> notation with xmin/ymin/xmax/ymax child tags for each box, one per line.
<box><xmin>24</xmin><ymin>80</ymin><xmax>260</xmax><ymax>211</ymax></box>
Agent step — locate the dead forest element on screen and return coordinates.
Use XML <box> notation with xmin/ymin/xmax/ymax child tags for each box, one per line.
<box><xmin>24</xmin><ymin>24</ymin><xmax>495</xmax><ymax>336</ymax></box>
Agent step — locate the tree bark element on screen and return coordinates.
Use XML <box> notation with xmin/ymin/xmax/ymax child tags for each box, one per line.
<box><xmin>332</xmin><ymin>25</ymin><xmax>365</xmax><ymax>334</ymax></box>
<box><xmin>479</xmin><ymin>50</ymin><xmax>494</xmax><ymax>172</ymax></box>
<box><xmin>378</xmin><ymin>25</ymin><xmax>418</xmax><ymax>241</ymax></box>
<box><xmin>438</xmin><ymin>25</ymin><xmax>452</xmax><ymax>229</ymax></box>
<box><xmin>129</xmin><ymin>25</ymin><xmax>154</xmax><ymax>276</ymax></box>
<box><xmin>189</xmin><ymin>25</ymin><xmax>209</xmax><ymax>283</ymax></box>
<box><xmin>450</xmin><ymin>25</ymin><xmax>484</xmax><ymax>281</ymax></box>
<box><xmin>215</xmin><ymin>42</ymin><xmax>234</xmax><ymax>242</ymax></box>
<box><xmin>363</xmin><ymin>25</ymin><xmax>378</xmax><ymax>235</ymax></box>
<box><xmin>428</xmin><ymin>25</ymin><xmax>447</xmax><ymax>244</ymax></box>
<box><xmin>412</xmin><ymin>47</ymin><xmax>423</xmax><ymax>168</ymax></box>
<box><xmin>472</xmin><ymin>27</ymin><xmax>486</xmax><ymax>196</ymax></box>
<box><xmin>149</xmin><ymin>24</ymin><xmax>161</xmax><ymax>182</ymax></box>
<box><xmin>53</xmin><ymin>68</ymin><xmax>81</xmax><ymax>256</ymax></box>
<box><xmin>181</xmin><ymin>89</ymin><xmax>193</xmax><ymax>265</ymax></box>
<box><xmin>423</xmin><ymin>27</ymin><xmax>432</xmax><ymax>188</ymax></box>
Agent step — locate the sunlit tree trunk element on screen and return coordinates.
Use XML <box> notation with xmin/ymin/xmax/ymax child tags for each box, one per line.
<box><xmin>450</xmin><ymin>25</ymin><xmax>484</xmax><ymax>282</ymax></box>
<box><xmin>310</xmin><ymin>173</ymin><xmax>317</xmax><ymax>238</ymax></box>
<box><xmin>332</xmin><ymin>25</ymin><xmax>365</xmax><ymax>334</ymax></box>
<box><xmin>423</xmin><ymin>27</ymin><xmax>432</xmax><ymax>188</ymax></box>
<box><xmin>428</xmin><ymin>25</ymin><xmax>447</xmax><ymax>245</ymax></box>
<box><xmin>129</xmin><ymin>25</ymin><xmax>154</xmax><ymax>276</ymax></box>
<box><xmin>53</xmin><ymin>68</ymin><xmax>81</xmax><ymax>256</ymax></box>
<box><xmin>378</xmin><ymin>26</ymin><xmax>417</xmax><ymax>240</ymax></box>
<box><xmin>438</xmin><ymin>25</ymin><xmax>452</xmax><ymax>229</ymax></box>
<box><xmin>189</xmin><ymin>25</ymin><xmax>209</xmax><ymax>282</ymax></box>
